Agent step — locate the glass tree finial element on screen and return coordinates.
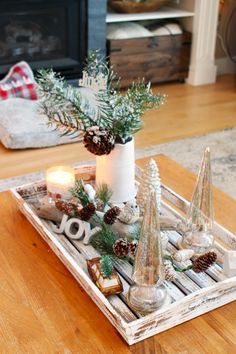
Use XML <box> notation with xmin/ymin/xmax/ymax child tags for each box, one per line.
<box><xmin>127</xmin><ymin>189</ymin><xmax>167</xmax><ymax>314</ymax></box>
<box><xmin>180</xmin><ymin>147</ymin><xmax>214</xmax><ymax>254</ymax></box>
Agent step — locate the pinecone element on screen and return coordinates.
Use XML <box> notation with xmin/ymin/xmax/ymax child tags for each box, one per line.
<box><xmin>192</xmin><ymin>251</ymin><xmax>217</xmax><ymax>273</ymax></box>
<box><xmin>113</xmin><ymin>238</ymin><xmax>129</xmax><ymax>257</ymax></box>
<box><xmin>83</xmin><ymin>126</ymin><xmax>115</xmax><ymax>156</ymax></box>
<box><xmin>164</xmin><ymin>260</ymin><xmax>177</xmax><ymax>281</ymax></box>
<box><xmin>94</xmin><ymin>198</ymin><xmax>104</xmax><ymax>211</ymax></box>
<box><xmin>78</xmin><ymin>202</ymin><xmax>96</xmax><ymax>221</ymax></box>
<box><xmin>104</xmin><ymin>206</ymin><xmax>121</xmax><ymax>225</ymax></box>
<box><xmin>55</xmin><ymin>200</ymin><xmax>78</xmax><ymax>217</ymax></box>
<box><xmin>128</xmin><ymin>239</ymin><xmax>138</xmax><ymax>256</ymax></box>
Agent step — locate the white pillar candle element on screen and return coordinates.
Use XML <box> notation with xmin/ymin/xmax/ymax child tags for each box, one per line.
<box><xmin>46</xmin><ymin>166</ymin><xmax>75</xmax><ymax>200</ymax></box>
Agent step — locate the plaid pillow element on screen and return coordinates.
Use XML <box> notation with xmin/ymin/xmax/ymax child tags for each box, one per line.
<box><xmin>0</xmin><ymin>61</ymin><xmax>37</xmax><ymax>100</ymax></box>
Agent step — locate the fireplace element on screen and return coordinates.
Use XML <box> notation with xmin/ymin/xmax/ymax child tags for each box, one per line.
<box><xmin>0</xmin><ymin>0</ymin><xmax>106</xmax><ymax>80</ymax></box>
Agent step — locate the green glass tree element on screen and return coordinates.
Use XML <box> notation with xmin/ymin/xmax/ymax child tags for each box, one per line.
<box><xmin>127</xmin><ymin>190</ymin><xmax>167</xmax><ymax>314</ymax></box>
<box><xmin>180</xmin><ymin>147</ymin><xmax>214</xmax><ymax>254</ymax></box>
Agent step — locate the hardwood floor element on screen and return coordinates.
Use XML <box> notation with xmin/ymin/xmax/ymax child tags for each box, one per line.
<box><xmin>0</xmin><ymin>74</ymin><xmax>235</xmax><ymax>179</ymax></box>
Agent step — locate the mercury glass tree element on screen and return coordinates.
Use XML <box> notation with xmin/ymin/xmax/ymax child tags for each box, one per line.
<box><xmin>127</xmin><ymin>190</ymin><xmax>167</xmax><ymax>314</ymax></box>
<box><xmin>136</xmin><ymin>158</ymin><xmax>162</xmax><ymax>215</ymax></box>
<box><xmin>180</xmin><ymin>147</ymin><xmax>214</xmax><ymax>254</ymax></box>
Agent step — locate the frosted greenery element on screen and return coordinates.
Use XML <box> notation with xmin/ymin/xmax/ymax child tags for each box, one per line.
<box><xmin>37</xmin><ymin>51</ymin><xmax>166</xmax><ymax>143</ymax></box>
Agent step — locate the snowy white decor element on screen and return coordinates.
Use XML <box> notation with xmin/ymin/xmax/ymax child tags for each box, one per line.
<box><xmin>136</xmin><ymin>158</ymin><xmax>161</xmax><ymax>215</ymax></box>
<box><xmin>78</xmin><ymin>70</ymin><xmax>107</xmax><ymax>92</ymax></box>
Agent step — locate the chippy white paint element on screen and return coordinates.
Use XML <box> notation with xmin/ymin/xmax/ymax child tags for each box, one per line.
<box><xmin>223</xmin><ymin>251</ymin><xmax>236</xmax><ymax>277</ymax></box>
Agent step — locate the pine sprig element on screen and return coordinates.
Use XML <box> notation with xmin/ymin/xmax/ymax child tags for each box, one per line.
<box><xmin>100</xmin><ymin>255</ymin><xmax>113</xmax><ymax>278</ymax></box>
<box><xmin>96</xmin><ymin>184</ymin><xmax>113</xmax><ymax>208</ymax></box>
<box><xmin>37</xmin><ymin>69</ymin><xmax>96</xmax><ymax>134</ymax></box>
<box><xmin>90</xmin><ymin>222</ymin><xmax>116</xmax><ymax>256</ymax></box>
<box><xmin>109</xmin><ymin>81</ymin><xmax>166</xmax><ymax>142</ymax></box>
<box><xmin>70</xmin><ymin>179</ymin><xmax>90</xmax><ymax>206</ymax></box>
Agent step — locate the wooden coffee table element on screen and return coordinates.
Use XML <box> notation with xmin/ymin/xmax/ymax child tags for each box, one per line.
<box><xmin>0</xmin><ymin>155</ymin><xmax>236</xmax><ymax>352</ymax></box>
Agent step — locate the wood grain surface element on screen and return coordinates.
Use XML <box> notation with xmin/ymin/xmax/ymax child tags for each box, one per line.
<box><xmin>0</xmin><ymin>74</ymin><xmax>235</xmax><ymax>180</ymax></box>
<box><xmin>0</xmin><ymin>155</ymin><xmax>236</xmax><ymax>353</ymax></box>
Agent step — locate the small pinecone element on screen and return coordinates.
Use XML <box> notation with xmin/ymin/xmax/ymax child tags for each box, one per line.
<box><xmin>192</xmin><ymin>251</ymin><xmax>217</xmax><ymax>273</ymax></box>
<box><xmin>128</xmin><ymin>239</ymin><xmax>138</xmax><ymax>256</ymax></box>
<box><xmin>83</xmin><ymin>126</ymin><xmax>115</xmax><ymax>156</ymax></box>
<box><xmin>113</xmin><ymin>238</ymin><xmax>129</xmax><ymax>257</ymax></box>
<box><xmin>55</xmin><ymin>200</ymin><xmax>78</xmax><ymax>217</ymax></box>
<box><xmin>104</xmin><ymin>206</ymin><xmax>121</xmax><ymax>225</ymax></box>
<box><xmin>78</xmin><ymin>202</ymin><xmax>96</xmax><ymax>221</ymax></box>
<box><xmin>94</xmin><ymin>198</ymin><xmax>104</xmax><ymax>211</ymax></box>
<box><xmin>164</xmin><ymin>260</ymin><xmax>177</xmax><ymax>281</ymax></box>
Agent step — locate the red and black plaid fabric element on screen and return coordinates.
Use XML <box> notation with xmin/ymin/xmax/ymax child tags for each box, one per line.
<box><xmin>0</xmin><ymin>61</ymin><xmax>37</xmax><ymax>100</ymax></box>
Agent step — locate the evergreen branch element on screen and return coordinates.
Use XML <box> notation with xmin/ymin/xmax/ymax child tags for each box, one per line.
<box><xmin>70</xmin><ymin>179</ymin><xmax>90</xmax><ymax>206</ymax></box>
<box><xmin>37</xmin><ymin>52</ymin><xmax>166</xmax><ymax>143</ymax></box>
<box><xmin>37</xmin><ymin>69</ymin><xmax>97</xmax><ymax>133</ymax></box>
<box><xmin>90</xmin><ymin>223</ymin><xmax>116</xmax><ymax>256</ymax></box>
<box><xmin>96</xmin><ymin>184</ymin><xmax>113</xmax><ymax>208</ymax></box>
<box><xmin>108</xmin><ymin>82</ymin><xmax>166</xmax><ymax>141</ymax></box>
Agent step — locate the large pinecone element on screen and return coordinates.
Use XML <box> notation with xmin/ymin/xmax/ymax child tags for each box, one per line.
<box><xmin>78</xmin><ymin>202</ymin><xmax>96</xmax><ymax>221</ymax></box>
<box><xmin>83</xmin><ymin>126</ymin><xmax>115</xmax><ymax>156</ymax></box>
<box><xmin>113</xmin><ymin>238</ymin><xmax>129</xmax><ymax>257</ymax></box>
<box><xmin>55</xmin><ymin>200</ymin><xmax>78</xmax><ymax>217</ymax></box>
<box><xmin>192</xmin><ymin>251</ymin><xmax>217</xmax><ymax>273</ymax></box>
<box><xmin>104</xmin><ymin>206</ymin><xmax>121</xmax><ymax>225</ymax></box>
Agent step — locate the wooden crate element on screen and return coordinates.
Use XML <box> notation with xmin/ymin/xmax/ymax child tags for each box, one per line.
<box><xmin>108</xmin><ymin>32</ymin><xmax>192</xmax><ymax>87</ymax></box>
<box><xmin>11</xmin><ymin>164</ymin><xmax>236</xmax><ymax>345</ymax></box>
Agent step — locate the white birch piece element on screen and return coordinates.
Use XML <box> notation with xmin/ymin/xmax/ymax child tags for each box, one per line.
<box><xmin>173</xmin><ymin>249</ymin><xmax>194</xmax><ymax>262</ymax></box>
<box><xmin>11</xmin><ymin>167</ymin><xmax>236</xmax><ymax>346</ymax></box>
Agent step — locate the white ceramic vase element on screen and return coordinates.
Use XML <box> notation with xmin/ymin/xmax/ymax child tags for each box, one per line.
<box><xmin>96</xmin><ymin>138</ymin><xmax>136</xmax><ymax>203</ymax></box>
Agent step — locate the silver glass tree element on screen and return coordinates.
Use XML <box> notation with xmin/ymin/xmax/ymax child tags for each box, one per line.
<box><xmin>180</xmin><ymin>147</ymin><xmax>214</xmax><ymax>254</ymax></box>
<box><xmin>127</xmin><ymin>190</ymin><xmax>167</xmax><ymax>314</ymax></box>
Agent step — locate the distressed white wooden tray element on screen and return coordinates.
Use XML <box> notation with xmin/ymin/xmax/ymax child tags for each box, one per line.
<box><xmin>11</xmin><ymin>164</ymin><xmax>236</xmax><ymax>345</ymax></box>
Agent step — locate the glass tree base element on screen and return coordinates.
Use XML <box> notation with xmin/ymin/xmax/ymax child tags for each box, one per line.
<box><xmin>179</xmin><ymin>230</ymin><xmax>214</xmax><ymax>255</ymax></box>
<box><xmin>127</xmin><ymin>284</ymin><xmax>169</xmax><ymax>315</ymax></box>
